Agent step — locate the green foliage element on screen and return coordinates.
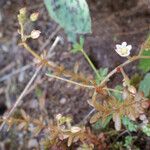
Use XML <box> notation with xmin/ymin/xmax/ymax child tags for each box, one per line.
<box><xmin>92</xmin><ymin>115</ymin><xmax>112</xmax><ymax>130</ymax></box>
<box><xmin>122</xmin><ymin>117</ymin><xmax>137</xmax><ymax>132</ymax></box>
<box><xmin>139</xmin><ymin>73</ymin><xmax>150</xmax><ymax>97</ymax></box>
<box><xmin>130</xmin><ymin>74</ymin><xmax>142</xmax><ymax>88</ymax></box>
<box><xmin>95</xmin><ymin>68</ymin><xmax>108</xmax><ymax>84</ymax></box>
<box><xmin>139</xmin><ymin>35</ymin><xmax>150</xmax><ymax>73</ymax></box>
<box><xmin>71</xmin><ymin>37</ymin><xmax>84</xmax><ymax>53</ymax></box>
<box><xmin>112</xmin><ymin>85</ymin><xmax>123</xmax><ymax>101</ymax></box>
<box><xmin>142</xmin><ymin>35</ymin><xmax>150</xmax><ymax>51</ymax></box>
<box><xmin>44</xmin><ymin>0</ymin><xmax>91</xmax><ymax>43</ymax></box>
<box><xmin>113</xmin><ymin>141</ymin><xmax>123</xmax><ymax>149</ymax></box>
<box><xmin>139</xmin><ymin>51</ymin><xmax>150</xmax><ymax>73</ymax></box>
<box><xmin>124</xmin><ymin>136</ymin><xmax>133</xmax><ymax>149</ymax></box>
<box><xmin>142</xmin><ymin>125</ymin><xmax>150</xmax><ymax>136</ymax></box>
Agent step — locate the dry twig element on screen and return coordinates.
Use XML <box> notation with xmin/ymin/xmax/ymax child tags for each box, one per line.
<box><xmin>0</xmin><ymin>36</ymin><xmax>61</xmax><ymax>132</ymax></box>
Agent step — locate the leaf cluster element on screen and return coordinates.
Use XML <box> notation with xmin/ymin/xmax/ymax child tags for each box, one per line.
<box><xmin>0</xmin><ymin>110</ymin><xmax>105</xmax><ymax>149</ymax></box>
<box><xmin>89</xmin><ymin>88</ymin><xmax>149</xmax><ymax>131</ymax></box>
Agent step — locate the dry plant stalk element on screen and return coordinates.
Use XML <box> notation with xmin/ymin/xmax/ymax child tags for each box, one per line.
<box><xmin>0</xmin><ymin>6</ymin><xmax>150</xmax><ymax>149</ymax></box>
<box><xmin>0</xmin><ymin>111</ymin><xmax>105</xmax><ymax>149</ymax></box>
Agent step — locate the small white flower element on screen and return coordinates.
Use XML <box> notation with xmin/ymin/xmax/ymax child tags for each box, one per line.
<box><xmin>115</xmin><ymin>42</ymin><xmax>132</xmax><ymax>57</ymax></box>
<box><xmin>31</xmin><ymin>30</ymin><xmax>41</xmax><ymax>39</ymax></box>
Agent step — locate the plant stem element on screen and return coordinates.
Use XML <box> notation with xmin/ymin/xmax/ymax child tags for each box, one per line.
<box><xmin>80</xmin><ymin>48</ymin><xmax>100</xmax><ymax>78</ymax></box>
<box><xmin>22</xmin><ymin>42</ymin><xmax>43</xmax><ymax>61</ymax></box>
<box><xmin>46</xmin><ymin>73</ymin><xmax>94</xmax><ymax>89</ymax></box>
<box><xmin>0</xmin><ymin>37</ymin><xmax>60</xmax><ymax>132</ymax></box>
<box><xmin>100</xmin><ymin>56</ymin><xmax>150</xmax><ymax>86</ymax></box>
<box><xmin>0</xmin><ymin>66</ymin><xmax>42</xmax><ymax>132</ymax></box>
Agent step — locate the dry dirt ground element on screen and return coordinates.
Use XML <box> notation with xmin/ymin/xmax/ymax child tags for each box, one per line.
<box><xmin>0</xmin><ymin>0</ymin><xmax>150</xmax><ymax>149</ymax></box>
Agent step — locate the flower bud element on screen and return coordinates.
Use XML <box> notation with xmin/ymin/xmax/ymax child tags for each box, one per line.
<box><xmin>30</xmin><ymin>12</ymin><xmax>39</xmax><ymax>22</ymax></box>
<box><xmin>31</xmin><ymin>30</ymin><xmax>41</xmax><ymax>39</ymax></box>
<box><xmin>19</xmin><ymin>8</ymin><xmax>26</xmax><ymax>15</ymax></box>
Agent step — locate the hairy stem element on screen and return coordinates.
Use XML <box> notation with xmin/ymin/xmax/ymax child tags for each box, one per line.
<box><xmin>46</xmin><ymin>73</ymin><xmax>94</xmax><ymax>88</ymax></box>
<box><xmin>100</xmin><ymin>56</ymin><xmax>150</xmax><ymax>86</ymax></box>
<box><xmin>0</xmin><ymin>37</ymin><xmax>60</xmax><ymax>132</ymax></box>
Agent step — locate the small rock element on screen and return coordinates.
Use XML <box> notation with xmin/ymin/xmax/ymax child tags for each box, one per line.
<box><xmin>60</xmin><ymin>98</ymin><xmax>66</xmax><ymax>104</ymax></box>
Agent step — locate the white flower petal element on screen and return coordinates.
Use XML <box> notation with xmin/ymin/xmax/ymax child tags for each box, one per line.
<box><xmin>115</xmin><ymin>49</ymin><xmax>120</xmax><ymax>55</ymax></box>
<box><xmin>116</xmin><ymin>44</ymin><xmax>122</xmax><ymax>50</ymax></box>
<box><xmin>126</xmin><ymin>45</ymin><xmax>132</xmax><ymax>51</ymax></box>
<box><xmin>122</xmin><ymin>42</ymin><xmax>127</xmax><ymax>47</ymax></box>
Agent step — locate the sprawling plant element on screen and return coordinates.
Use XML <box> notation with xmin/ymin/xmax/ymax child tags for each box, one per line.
<box><xmin>0</xmin><ymin>1</ymin><xmax>150</xmax><ymax>149</ymax></box>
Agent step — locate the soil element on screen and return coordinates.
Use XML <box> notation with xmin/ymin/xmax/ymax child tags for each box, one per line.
<box><xmin>0</xmin><ymin>0</ymin><xmax>150</xmax><ymax>149</ymax></box>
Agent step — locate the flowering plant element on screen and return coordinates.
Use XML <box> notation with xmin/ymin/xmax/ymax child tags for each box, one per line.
<box><xmin>0</xmin><ymin>2</ymin><xmax>150</xmax><ymax>149</ymax></box>
<box><xmin>115</xmin><ymin>42</ymin><xmax>132</xmax><ymax>57</ymax></box>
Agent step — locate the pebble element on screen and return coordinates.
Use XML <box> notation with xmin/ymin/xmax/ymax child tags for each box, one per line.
<box><xmin>60</xmin><ymin>97</ymin><xmax>67</xmax><ymax>104</ymax></box>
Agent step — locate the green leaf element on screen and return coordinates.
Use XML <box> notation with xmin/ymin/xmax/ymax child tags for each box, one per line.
<box><xmin>44</xmin><ymin>0</ymin><xmax>91</xmax><ymax>43</ymax></box>
<box><xmin>139</xmin><ymin>50</ymin><xmax>150</xmax><ymax>73</ymax></box>
<box><xmin>112</xmin><ymin>85</ymin><xmax>123</xmax><ymax>102</ymax></box>
<box><xmin>71</xmin><ymin>37</ymin><xmax>84</xmax><ymax>53</ymax></box>
<box><xmin>142</xmin><ymin>125</ymin><xmax>150</xmax><ymax>136</ymax></box>
<box><xmin>124</xmin><ymin>136</ymin><xmax>133</xmax><ymax>149</ymax></box>
<box><xmin>122</xmin><ymin>117</ymin><xmax>137</xmax><ymax>132</ymax></box>
<box><xmin>92</xmin><ymin>115</ymin><xmax>112</xmax><ymax>130</ymax></box>
<box><xmin>130</xmin><ymin>74</ymin><xmax>142</xmax><ymax>89</ymax></box>
<box><xmin>139</xmin><ymin>73</ymin><xmax>150</xmax><ymax>97</ymax></box>
<box><xmin>142</xmin><ymin>35</ymin><xmax>150</xmax><ymax>51</ymax></box>
<box><xmin>95</xmin><ymin>68</ymin><xmax>108</xmax><ymax>84</ymax></box>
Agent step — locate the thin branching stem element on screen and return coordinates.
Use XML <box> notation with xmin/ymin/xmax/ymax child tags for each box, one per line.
<box><xmin>0</xmin><ymin>37</ymin><xmax>61</xmax><ymax>132</ymax></box>
<box><xmin>100</xmin><ymin>56</ymin><xmax>150</xmax><ymax>86</ymax></box>
<box><xmin>0</xmin><ymin>66</ymin><xmax>42</xmax><ymax>131</ymax></box>
<box><xmin>105</xmin><ymin>88</ymin><xmax>122</xmax><ymax>93</ymax></box>
<box><xmin>46</xmin><ymin>73</ymin><xmax>123</xmax><ymax>94</ymax></box>
<box><xmin>46</xmin><ymin>73</ymin><xmax>94</xmax><ymax>88</ymax></box>
<box><xmin>21</xmin><ymin>42</ymin><xmax>89</xmax><ymax>84</ymax></box>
